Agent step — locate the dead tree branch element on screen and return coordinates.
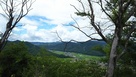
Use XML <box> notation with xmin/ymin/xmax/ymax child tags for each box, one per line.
<box><xmin>0</xmin><ymin>0</ymin><xmax>35</xmax><ymax>52</ymax></box>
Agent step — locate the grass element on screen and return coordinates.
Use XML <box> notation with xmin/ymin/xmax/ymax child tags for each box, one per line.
<box><xmin>50</xmin><ymin>50</ymin><xmax>104</xmax><ymax>61</ymax></box>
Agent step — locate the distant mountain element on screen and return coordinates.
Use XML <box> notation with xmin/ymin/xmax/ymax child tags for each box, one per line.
<box><xmin>5</xmin><ymin>40</ymin><xmax>41</xmax><ymax>54</ymax></box>
<box><xmin>4</xmin><ymin>40</ymin><xmax>70</xmax><ymax>58</ymax></box>
<box><xmin>31</xmin><ymin>40</ymin><xmax>106</xmax><ymax>56</ymax></box>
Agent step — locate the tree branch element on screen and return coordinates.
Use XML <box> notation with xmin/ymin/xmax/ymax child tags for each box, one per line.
<box><xmin>55</xmin><ymin>31</ymin><xmax>78</xmax><ymax>52</ymax></box>
<box><xmin>87</xmin><ymin>0</ymin><xmax>107</xmax><ymax>42</ymax></box>
<box><xmin>0</xmin><ymin>0</ymin><xmax>35</xmax><ymax>52</ymax></box>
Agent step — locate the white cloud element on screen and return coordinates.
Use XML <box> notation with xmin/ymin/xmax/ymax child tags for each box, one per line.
<box><xmin>10</xmin><ymin>24</ymin><xmax>91</xmax><ymax>42</ymax></box>
<box><xmin>0</xmin><ymin>15</ymin><xmax>7</xmax><ymax>33</ymax></box>
<box><xmin>29</xmin><ymin>0</ymin><xmax>79</xmax><ymax>24</ymax></box>
<box><xmin>1</xmin><ymin>0</ymin><xmax>110</xmax><ymax>42</ymax></box>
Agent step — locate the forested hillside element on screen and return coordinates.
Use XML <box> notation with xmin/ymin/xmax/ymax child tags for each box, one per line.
<box><xmin>1</xmin><ymin>41</ymin><xmax>135</xmax><ymax>77</ymax></box>
<box><xmin>31</xmin><ymin>40</ymin><xmax>106</xmax><ymax>56</ymax></box>
<box><xmin>0</xmin><ymin>41</ymin><xmax>106</xmax><ymax>77</ymax></box>
<box><xmin>4</xmin><ymin>41</ymin><xmax>71</xmax><ymax>58</ymax></box>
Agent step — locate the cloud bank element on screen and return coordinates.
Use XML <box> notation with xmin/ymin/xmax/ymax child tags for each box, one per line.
<box><xmin>0</xmin><ymin>0</ymin><xmax>107</xmax><ymax>42</ymax></box>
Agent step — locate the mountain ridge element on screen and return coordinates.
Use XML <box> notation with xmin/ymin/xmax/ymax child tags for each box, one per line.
<box><xmin>31</xmin><ymin>40</ymin><xmax>106</xmax><ymax>56</ymax></box>
<box><xmin>4</xmin><ymin>40</ymin><xmax>70</xmax><ymax>58</ymax></box>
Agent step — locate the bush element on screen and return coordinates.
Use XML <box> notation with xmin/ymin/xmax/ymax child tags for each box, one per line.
<box><xmin>28</xmin><ymin>56</ymin><xmax>106</xmax><ymax>77</ymax></box>
<box><xmin>0</xmin><ymin>42</ymin><xmax>31</xmax><ymax>77</ymax></box>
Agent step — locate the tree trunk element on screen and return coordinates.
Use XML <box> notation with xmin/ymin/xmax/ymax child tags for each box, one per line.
<box><xmin>106</xmin><ymin>32</ymin><xmax>119</xmax><ymax>77</ymax></box>
<box><xmin>0</xmin><ymin>29</ymin><xmax>11</xmax><ymax>52</ymax></box>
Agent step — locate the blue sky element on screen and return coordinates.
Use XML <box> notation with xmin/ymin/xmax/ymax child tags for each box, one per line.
<box><xmin>26</xmin><ymin>16</ymin><xmax>57</xmax><ymax>30</ymax></box>
<box><xmin>0</xmin><ymin>0</ymin><xmax>111</xmax><ymax>42</ymax></box>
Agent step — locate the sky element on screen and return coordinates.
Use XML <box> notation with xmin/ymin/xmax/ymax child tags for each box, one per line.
<box><xmin>0</xmin><ymin>0</ymin><xmax>108</xmax><ymax>42</ymax></box>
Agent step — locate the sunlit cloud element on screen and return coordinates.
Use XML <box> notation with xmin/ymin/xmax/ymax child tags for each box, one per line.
<box><xmin>0</xmin><ymin>0</ymin><xmax>107</xmax><ymax>42</ymax></box>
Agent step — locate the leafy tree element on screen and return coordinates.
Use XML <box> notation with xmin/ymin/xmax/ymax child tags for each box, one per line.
<box><xmin>71</xmin><ymin>0</ymin><xmax>136</xmax><ymax>77</ymax></box>
<box><xmin>0</xmin><ymin>42</ymin><xmax>31</xmax><ymax>77</ymax></box>
<box><xmin>0</xmin><ymin>0</ymin><xmax>35</xmax><ymax>52</ymax></box>
<box><xmin>29</xmin><ymin>56</ymin><xmax>105</xmax><ymax>77</ymax></box>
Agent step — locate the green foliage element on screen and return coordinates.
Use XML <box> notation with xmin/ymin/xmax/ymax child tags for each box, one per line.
<box><xmin>1</xmin><ymin>42</ymin><xmax>105</xmax><ymax>77</ymax></box>
<box><xmin>115</xmin><ymin>43</ymin><xmax>136</xmax><ymax>77</ymax></box>
<box><xmin>75</xmin><ymin>12</ymin><xmax>90</xmax><ymax>17</ymax></box>
<box><xmin>28</xmin><ymin>56</ymin><xmax>106</xmax><ymax>77</ymax></box>
<box><xmin>91</xmin><ymin>45</ymin><xmax>105</xmax><ymax>55</ymax></box>
<box><xmin>1</xmin><ymin>41</ymin><xmax>136</xmax><ymax>77</ymax></box>
<box><xmin>0</xmin><ymin>42</ymin><xmax>31</xmax><ymax>77</ymax></box>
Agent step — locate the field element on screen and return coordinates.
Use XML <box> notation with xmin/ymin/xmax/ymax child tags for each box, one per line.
<box><xmin>50</xmin><ymin>50</ymin><xmax>104</xmax><ymax>61</ymax></box>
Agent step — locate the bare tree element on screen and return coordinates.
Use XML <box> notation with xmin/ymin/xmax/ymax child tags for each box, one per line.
<box><xmin>0</xmin><ymin>0</ymin><xmax>35</xmax><ymax>52</ymax></box>
<box><xmin>55</xmin><ymin>31</ymin><xmax>78</xmax><ymax>52</ymax></box>
<box><xmin>71</xmin><ymin>0</ymin><xmax>136</xmax><ymax>77</ymax></box>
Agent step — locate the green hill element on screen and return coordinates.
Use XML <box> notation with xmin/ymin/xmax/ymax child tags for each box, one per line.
<box><xmin>3</xmin><ymin>41</ymin><xmax>70</xmax><ymax>58</ymax></box>
<box><xmin>31</xmin><ymin>40</ymin><xmax>106</xmax><ymax>56</ymax></box>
